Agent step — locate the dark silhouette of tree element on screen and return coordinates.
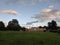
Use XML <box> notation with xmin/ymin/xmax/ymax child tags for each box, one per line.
<box><xmin>7</xmin><ymin>19</ymin><xmax>21</xmax><ymax>31</ymax></box>
<box><xmin>0</xmin><ymin>21</ymin><xmax>5</xmax><ymax>30</ymax></box>
<box><xmin>51</xmin><ymin>20</ymin><xmax>57</xmax><ymax>29</ymax></box>
<box><xmin>0</xmin><ymin>19</ymin><xmax>26</xmax><ymax>31</ymax></box>
<box><xmin>39</xmin><ymin>26</ymin><xmax>42</xmax><ymax>28</ymax></box>
<box><xmin>12</xmin><ymin>19</ymin><xmax>18</xmax><ymax>24</ymax></box>
<box><xmin>21</xmin><ymin>27</ymin><xmax>26</xmax><ymax>31</ymax></box>
<box><xmin>47</xmin><ymin>20</ymin><xmax>57</xmax><ymax>32</ymax></box>
<box><xmin>48</xmin><ymin>22</ymin><xmax>52</xmax><ymax>29</ymax></box>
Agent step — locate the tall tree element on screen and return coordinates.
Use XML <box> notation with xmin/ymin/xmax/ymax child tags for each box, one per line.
<box><xmin>12</xmin><ymin>19</ymin><xmax>18</xmax><ymax>24</ymax></box>
<box><xmin>47</xmin><ymin>20</ymin><xmax>57</xmax><ymax>32</ymax></box>
<box><xmin>51</xmin><ymin>20</ymin><xmax>57</xmax><ymax>29</ymax></box>
<box><xmin>7</xmin><ymin>19</ymin><xmax>21</xmax><ymax>31</ymax></box>
<box><xmin>0</xmin><ymin>21</ymin><xmax>5</xmax><ymax>30</ymax></box>
<box><xmin>21</xmin><ymin>27</ymin><xmax>26</xmax><ymax>31</ymax></box>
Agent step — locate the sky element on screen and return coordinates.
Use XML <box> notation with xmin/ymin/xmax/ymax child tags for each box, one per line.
<box><xmin>0</xmin><ymin>0</ymin><xmax>60</xmax><ymax>28</ymax></box>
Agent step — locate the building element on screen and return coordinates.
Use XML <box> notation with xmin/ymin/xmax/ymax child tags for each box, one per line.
<box><xmin>27</xmin><ymin>27</ymin><xmax>46</xmax><ymax>32</ymax></box>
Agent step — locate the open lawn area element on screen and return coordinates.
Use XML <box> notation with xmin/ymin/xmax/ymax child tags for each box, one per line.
<box><xmin>0</xmin><ymin>31</ymin><xmax>60</xmax><ymax>45</ymax></box>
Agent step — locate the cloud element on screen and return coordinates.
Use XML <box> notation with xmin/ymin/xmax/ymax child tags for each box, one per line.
<box><xmin>39</xmin><ymin>0</ymin><xmax>60</xmax><ymax>3</ymax></box>
<box><xmin>48</xmin><ymin>5</ymin><xmax>54</xmax><ymax>8</ymax></box>
<box><xmin>32</xmin><ymin>5</ymin><xmax>60</xmax><ymax>22</ymax></box>
<box><xmin>26</xmin><ymin>21</ymin><xmax>38</xmax><ymax>25</ymax></box>
<box><xmin>3</xmin><ymin>0</ymin><xmax>60</xmax><ymax>6</ymax></box>
<box><xmin>0</xmin><ymin>10</ymin><xmax>18</xmax><ymax>15</ymax></box>
<box><xmin>42</xmin><ymin>8</ymin><xmax>52</xmax><ymax>13</ymax></box>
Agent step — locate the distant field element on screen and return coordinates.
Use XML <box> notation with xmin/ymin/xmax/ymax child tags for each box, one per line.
<box><xmin>0</xmin><ymin>31</ymin><xmax>60</xmax><ymax>45</ymax></box>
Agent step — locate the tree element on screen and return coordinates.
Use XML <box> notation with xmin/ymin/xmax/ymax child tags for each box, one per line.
<box><xmin>48</xmin><ymin>22</ymin><xmax>51</xmax><ymax>27</ymax></box>
<box><xmin>47</xmin><ymin>20</ymin><xmax>57</xmax><ymax>32</ymax></box>
<box><xmin>0</xmin><ymin>21</ymin><xmax>5</xmax><ymax>30</ymax></box>
<box><xmin>12</xmin><ymin>19</ymin><xmax>18</xmax><ymax>25</ymax></box>
<box><xmin>21</xmin><ymin>27</ymin><xmax>26</xmax><ymax>31</ymax></box>
<box><xmin>7</xmin><ymin>19</ymin><xmax>21</xmax><ymax>31</ymax></box>
<box><xmin>51</xmin><ymin>20</ymin><xmax>57</xmax><ymax>29</ymax></box>
<box><xmin>39</xmin><ymin>26</ymin><xmax>42</xmax><ymax>28</ymax></box>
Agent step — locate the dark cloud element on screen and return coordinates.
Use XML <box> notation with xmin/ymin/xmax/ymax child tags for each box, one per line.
<box><xmin>26</xmin><ymin>21</ymin><xmax>38</xmax><ymax>25</ymax></box>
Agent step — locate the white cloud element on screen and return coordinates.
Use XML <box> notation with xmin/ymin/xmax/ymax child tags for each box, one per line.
<box><xmin>42</xmin><ymin>8</ymin><xmax>52</xmax><ymax>13</ymax></box>
<box><xmin>0</xmin><ymin>10</ymin><xmax>18</xmax><ymax>15</ymax></box>
<box><xmin>48</xmin><ymin>5</ymin><xmax>54</xmax><ymax>8</ymax></box>
<box><xmin>32</xmin><ymin>5</ymin><xmax>60</xmax><ymax>22</ymax></box>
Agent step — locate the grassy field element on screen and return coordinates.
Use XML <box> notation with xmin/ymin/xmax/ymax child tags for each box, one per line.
<box><xmin>0</xmin><ymin>31</ymin><xmax>60</xmax><ymax>45</ymax></box>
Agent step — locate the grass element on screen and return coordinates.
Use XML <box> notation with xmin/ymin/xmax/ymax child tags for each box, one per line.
<box><xmin>0</xmin><ymin>31</ymin><xmax>60</xmax><ymax>45</ymax></box>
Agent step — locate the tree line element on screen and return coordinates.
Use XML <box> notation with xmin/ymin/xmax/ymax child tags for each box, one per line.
<box><xmin>0</xmin><ymin>19</ymin><xmax>26</xmax><ymax>31</ymax></box>
<box><xmin>47</xmin><ymin>20</ymin><xmax>60</xmax><ymax>33</ymax></box>
<box><xmin>0</xmin><ymin>19</ymin><xmax>60</xmax><ymax>32</ymax></box>
<box><xmin>39</xmin><ymin>20</ymin><xmax>60</xmax><ymax>33</ymax></box>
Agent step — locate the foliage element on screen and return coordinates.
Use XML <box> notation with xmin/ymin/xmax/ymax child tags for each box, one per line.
<box><xmin>0</xmin><ymin>21</ymin><xmax>5</xmax><ymax>30</ymax></box>
<box><xmin>47</xmin><ymin>20</ymin><xmax>58</xmax><ymax>32</ymax></box>
<box><xmin>6</xmin><ymin>19</ymin><xmax>26</xmax><ymax>31</ymax></box>
<box><xmin>7</xmin><ymin>19</ymin><xmax>21</xmax><ymax>31</ymax></box>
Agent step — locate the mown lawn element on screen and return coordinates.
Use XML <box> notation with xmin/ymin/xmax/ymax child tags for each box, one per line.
<box><xmin>0</xmin><ymin>31</ymin><xmax>60</xmax><ymax>45</ymax></box>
